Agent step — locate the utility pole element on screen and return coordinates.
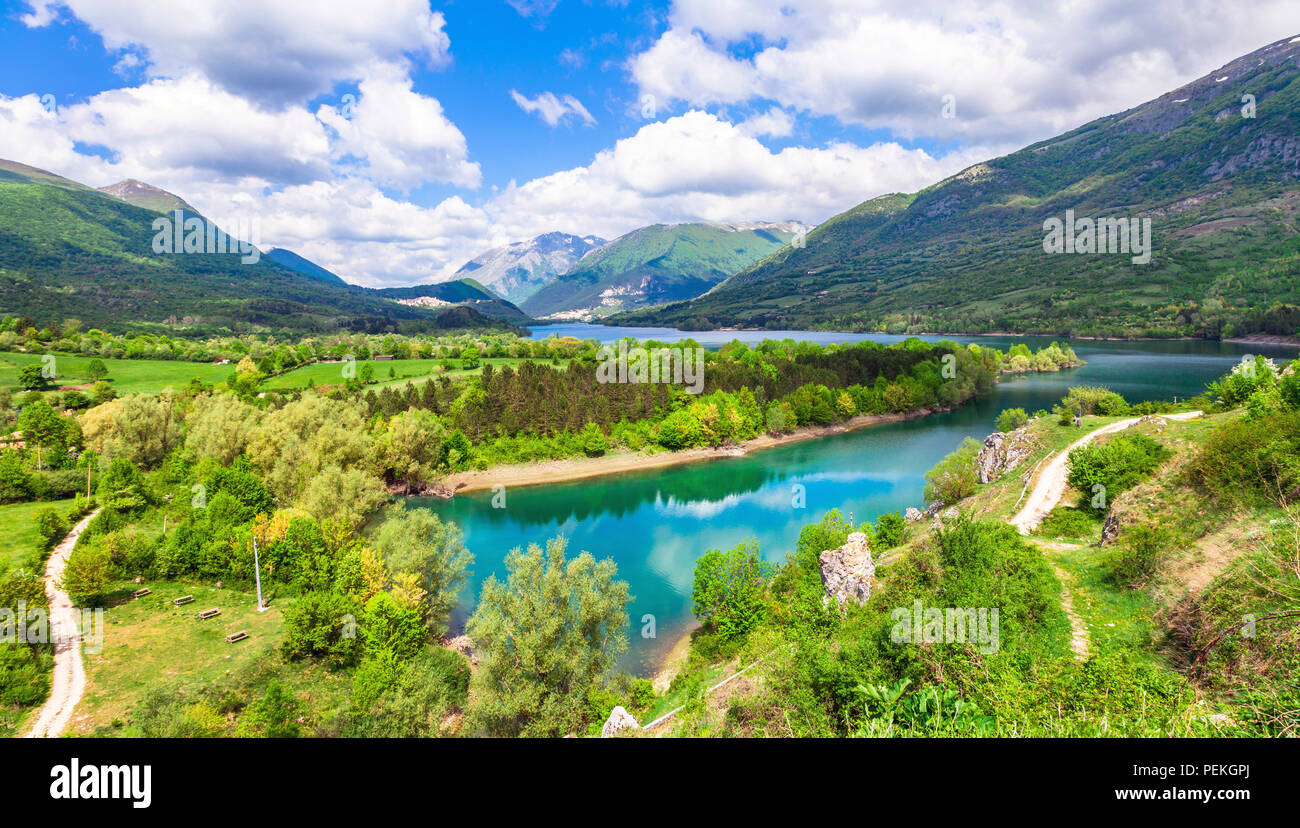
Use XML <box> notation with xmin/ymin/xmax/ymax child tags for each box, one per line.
<box><xmin>252</xmin><ymin>538</ymin><xmax>266</xmax><ymax>612</ymax></box>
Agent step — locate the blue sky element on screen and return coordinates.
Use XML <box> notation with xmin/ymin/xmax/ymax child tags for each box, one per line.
<box><xmin>1</xmin><ymin>1</ymin><xmax>1298</xmax><ymax>286</ymax></box>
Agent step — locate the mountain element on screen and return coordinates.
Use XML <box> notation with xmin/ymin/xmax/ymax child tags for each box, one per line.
<box><xmin>97</xmin><ymin>178</ymin><xmax>195</xmax><ymax>213</ymax></box>
<box><xmin>265</xmin><ymin>247</ymin><xmax>347</xmax><ymax>285</ymax></box>
<box><xmin>521</xmin><ymin>221</ymin><xmax>802</xmax><ymax>319</ymax></box>
<box><xmin>373</xmin><ymin>278</ymin><xmax>532</xmax><ymax>326</ymax></box>
<box><xmin>0</xmin><ymin>160</ymin><xmax>513</xmax><ymax>335</ymax></box>
<box><xmin>613</xmin><ymin>35</ymin><xmax>1300</xmax><ymax>339</ymax></box>
<box><xmin>454</xmin><ymin>231</ymin><xmax>605</xmax><ymax>304</ymax></box>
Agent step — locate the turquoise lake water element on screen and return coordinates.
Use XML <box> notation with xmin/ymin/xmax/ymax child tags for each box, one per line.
<box><xmin>418</xmin><ymin>326</ymin><xmax>1295</xmax><ymax>675</ymax></box>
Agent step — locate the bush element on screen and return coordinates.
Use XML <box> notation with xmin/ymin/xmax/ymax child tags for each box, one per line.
<box><xmin>1036</xmin><ymin>506</ymin><xmax>1099</xmax><ymax>538</ymax></box>
<box><xmin>1066</xmin><ymin>433</ymin><xmax>1171</xmax><ymax>514</ymax></box>
<box><xmin>1054</xmin><ymin>386</ymin><xmax>1128</xmax><ymax>423</ymax></box>
<box><xmin>873</xmin><ymin>511</ymin><xmax>905</xmax><ymax>550</ymax></box>
<box><xmin>923</xmin><ymin>437</ymin><xmax>982</xmax><ymax>505</ymax></box>
<box><xmin>1188</xmin><ymin>411</ymin><xmax>1300</xmax><ymax>506</ymax></box>
<box><xmin>580</xmin><ymin>422</ymin><xmax>609</xmax><ymax>457</ymax></box>
<box><xmin>1102</xmin><ymin>523</ymin><xmax>1174</xmax><ymax>587</ymax></box>
<box><xmin>280</xmin><ymin>591</ymin><xmax>363</xmax><ymax>668</ymax></box>
<box><xmin>692</xmin><ymin>539</ymin><xmax>772</xmax><ymax>639</ymax></box>
<box><xmin>996</xmin><ymin>407</ymin><xmax>1029</xmax><ymax>433</ymax></box>
<box><xmin>33</xmin><ymin>507</ymin><xmax>68</xmax><ymax>551</ymax></box>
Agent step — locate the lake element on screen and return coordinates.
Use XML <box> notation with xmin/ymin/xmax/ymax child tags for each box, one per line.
<box><xmin>420</xmin><ymin>326</ymin><xmax>1295</xmax><ymax>675</ymax></box>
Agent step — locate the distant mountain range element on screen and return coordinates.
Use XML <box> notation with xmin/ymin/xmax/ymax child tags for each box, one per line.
<box><xmin>520</xmin><ymin>221</ymin><xmax>802</xmax><ymax>319</ymax></box>
<box><xmin>454</xmin><ymin>231</ymin><xmax>605</xmax><ymax>304</ymax></box>
<box><xmin>0</xmin><ymin>160</ymin><xmax>517</xmax><ymax>335</ymax></box>
<box><xmin>373</xmin><ymin>278</ymin><xmax>531</xmax><ymax>326</ymax></box>
<box><xmin>613</xmin><ymin>35</ymin><xmax>1300</xmax><ymax>339</ymax></box>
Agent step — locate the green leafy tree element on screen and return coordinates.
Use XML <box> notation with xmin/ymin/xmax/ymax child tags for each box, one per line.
<box><xmin>280</xmin><ymin>591</ymin><xmax>362</xmax><ymax>668</ymax></box>
<box><xmin>692</xmin><ymin>539</ymin><xmax>772</xmax><ymax>638</ymax></box>
<box><xmin>371</xmin><ymin>503</ymin><xmax>472</xmax><ymax>636</ymax></box>
<box><xmin>16</xmin><ymin>364</ymin><xmax>50</xmax><ymax>391</ymax></box>
<box><xmin>85</xmin><ymin>358</ymin><xmax>109</xmax><ymax>381</ymax></box>
<box><xmin>467</xmin><ymin>536</ymin><xmax>630</xmax><ymax>737</ymax></box>
<box><xmin>923</xmin><ymin>437</ymin><xmax>982</xmax><ymax>505</ymax></box>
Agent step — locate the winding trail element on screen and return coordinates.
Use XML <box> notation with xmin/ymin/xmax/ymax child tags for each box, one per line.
<box><xmin>1009</xmin><ymin>412</ymin><xmax>1201</xmax><ymax>534</ymax></box>
<box><xmin>24</xmin><ymin>508</ymin><xmax>100</xmax><ymax>739</ymax></box>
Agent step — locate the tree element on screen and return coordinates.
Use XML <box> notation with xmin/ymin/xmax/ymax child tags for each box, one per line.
<box><xmin>923</xmin><ymin>437</ymin><xmax>982</xmax><ymax>505</ymax></box>
<box><xmin>16</xmin><ymin>364</ymin><xmax>50</xmax><ymax>391</ymax></box>
<box><xmin>996</xmin><ymin>407</ymin><xmax>1029</xmax><ymax>433</ymax></box>
<box><xmin>184</xmin><ymin>393</ymin><xmax>261</xmax><ymax>465</ymax></box>
<box><xmin>59</xmin><ymin>544</ymin><xmax>111</xmax><ymax>605</ymax></box>
<box><xmin>692</xmin><ymin>539</ymin><xmax>771</xmax><ymax>638</ymax></box>
<box><xmin>280</xmin><ymin>591</ymin><xmax>362</xmax><ymax>667</ymax></box>
<box><xmin>580</xmin><ymin>422</ymin><xmax>608</xmax><ymax>457</ymax></box>
<box><xmin>234</xmin><ymin>681</ymin><xmax>302</xmax><ymax>738</ymax></box>
<box><xmin>467</xmin><ymin>537</ymin><xmax>629</xmax><ymax>737</ymax></box>
<box><xmin>373</xmin><ymin>408</ymin><xmax>444</xmax><ymax>491</ymax></box>
<box><xmin>85</xmin><ymin>358</ymin><xmax>109</xmax><ymax>381</ymax></box>
<box><xmin>298</xmin><ymin>466</ymin><xmax>387</xmax><ymax>530</ymax></box>
<box><xmin>80</xmin><ymin>394</ymin><xmax>179</xmax><ymax>468</ymax></box>
<box><xmin>371</xmin><ymin>503</ymin><xmax>472</xmax><ymax>636</ymax></box>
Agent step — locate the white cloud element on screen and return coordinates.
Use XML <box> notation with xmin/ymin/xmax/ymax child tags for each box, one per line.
<box><xmin>632</xmin><ymin>0</ymin><xmax>1300</xmax><ymax>145</ymax></box>
<box><xmin>483</xmin><ymin>110</ymin><xmax>987</xmax><ymax>243</ymax></box>
<box><xmin>509</xmin><ymin>90</ymin><xmax>597</xmax><ymax>127</ymax></box>
<box><xmin>738</xmin><ymin>107</ymin><xmax>794</xmax><ymax>138</ymax></box>
<box><xmin>318</xmin><ymin>68</ymin><xmax>480</xmax><ymax>190</ymax></box>
<box><xmin>21</xmin><ymin>0</ymin><xmax>452</xmax><ymax>107</ymax></box>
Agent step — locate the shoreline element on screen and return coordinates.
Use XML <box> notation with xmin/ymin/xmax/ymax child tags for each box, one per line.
<box><xmin>570</xmin><ymin>323</ymin><xmax>1300</xmax><ymax>348</ymax></box>
<box><xmin>439</xmin><ymin>407</ymin><xmax>941</xmax><ymax>494</ymax></box>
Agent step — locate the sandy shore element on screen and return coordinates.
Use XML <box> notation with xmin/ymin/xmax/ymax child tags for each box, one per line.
<box><xmin>439</xmin><ymin>408</ymin><xmax>938</xmax><ymax>494</ymax></box>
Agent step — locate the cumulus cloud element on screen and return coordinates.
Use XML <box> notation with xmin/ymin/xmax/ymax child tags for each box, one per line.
<box><xmin>509</xmin><ymin>90</ymin><xmax>597</xmax><ymax>127</ymax></box>
<box><xmin>631</xmin><ymin>0</ymin><xmax>1300</xmax><ymax>145</ymax></box>
<box><xmin>482</xmin><ymin>110</ymin><xmax>987</xmax><ymax>243</ymax></box>
<box><xmin>21</xmin><ymin>0</ymin><xmax>452</xmax><ymax>107</ymax></box>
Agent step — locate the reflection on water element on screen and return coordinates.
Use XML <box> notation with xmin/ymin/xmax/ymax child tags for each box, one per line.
<box><xmin>419</xmin><ymin>329</ymin><xmax>1294</xmax><ymax>675</ymax></box>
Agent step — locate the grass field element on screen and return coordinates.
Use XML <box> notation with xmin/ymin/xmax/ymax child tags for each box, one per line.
<box><xmin>0</xmin><ymin>497</ymin><xmax>74</xmax><ymax>571</ymax></box>
<box><xmin>0</xmin><ymin>351</ymin><xmax>232</xmax><ymax>396</ymax></box>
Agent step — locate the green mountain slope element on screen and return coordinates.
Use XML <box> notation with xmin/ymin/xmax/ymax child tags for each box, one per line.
<box><xmin>521</xmin><ymin>221</ymin><xmax>799</xmax><ymax>319</ymax></box>
<box><xmin>264</xmin><ymin>247</ymin><xmax>347</xmax><ymax>284</ymax></box>
<box><xmin>614</xmin><ymin>35</ymin><xmax>1300</xmax><ymax>339</ymax></box>
<box><xmin>0</xmin><ymin>161</ymin><xmax>510</xmax><ymax>335</ymax></box>
<box><xmin>373</xmin><ymin>278</ymin><xmax>532</xmax><ymax>325</ymax></box>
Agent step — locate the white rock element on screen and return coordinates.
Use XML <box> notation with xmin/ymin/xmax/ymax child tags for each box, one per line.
<box><xmin>601</xmin><ymin>706</ymin><xmax>640</xmax><ymax>738</ymax></box>
<box><xmin>819</xmin><ymin>532</ymin><xmax>876</xmax><ymax>608</ymax></box>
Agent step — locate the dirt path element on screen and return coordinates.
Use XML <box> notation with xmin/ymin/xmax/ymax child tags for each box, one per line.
<box><xmin>24</xmin><ymin>508</ymin><xmax>100</xmax><ymax>739</ymax></box>
<box><xmin>1009</xmin><ymin>412</ymin><xmax>1201</xmax><ymax>534</ymax></box>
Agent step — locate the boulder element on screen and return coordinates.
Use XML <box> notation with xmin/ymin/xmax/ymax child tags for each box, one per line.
<box><xmin>819</xmin><ymin>532</ymin><xmax>876</xmax><ymax>608</ymax></box>
<box><xmin>975</xmin><ymin>427</ymin><xmax>1033</xmax><ymax>484</ymax></box>
<box><xmin>904</xmin><ymin>506</ymin><xmax>924</xmax><ymax>523</ymax></box>
<box><xmin>601</xmin><ymin>706</ymin><xmax>640</xmax><ymax>738</ymax></box>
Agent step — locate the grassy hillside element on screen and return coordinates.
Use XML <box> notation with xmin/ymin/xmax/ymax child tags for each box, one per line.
<box><xmin>614</xmin><ymin>35</ymin><xmax>1300</xmax><ymax>339</ymax></box>
<box><xmin>0</xmin><ymin>161</ymin><xmax>512</xmax><ymax>336</ymax></box>
<box><xmin>522</xmin><ymin>222</ymin><xmax>797</xmax><ymax>318</ymax></box>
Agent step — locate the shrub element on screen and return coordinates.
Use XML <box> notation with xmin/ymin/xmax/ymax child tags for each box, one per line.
<box><xmin>1036</xmin><ymin>506</ymin><xmax>1099</xmax><ymax>538</ymax></box>
<box><xmin>1066</xmin><ymin>433</ymin><xmax>1171</xmax><ymax>514</ymax></box>
<box><xmin>1188</xmin><ymin>411</ymin><xmax>1300</xmax><ymax>506</ymax></box>
<box><xmin>1054</xmin><ymin>386</ymin><xmax>1128</xmax><ymax>423</ymax></box>
<box><xmin>692</xmin><ymin>539</ymin><xmax>772</xmax><ymax>638</ymax></box>
<box><xmin>873</xmin><ymin>511</ymin><xmax>905</xmax><ymax>550</ymax></box>
<box><xmin>1102</xmin><ymin>523</ymin><xmax>1174</xmax><ymax>587</ymax></box>
<box><xmin>996</xmin><ymin>407</ymin><xmax>1029</xmax><ymax>433</ymax></box>
<box><xmin>280</xmin><ymin>591</ymin><xmax>363</xmax><ymax>668</ymax></box>
<box><xmin>923</xmin><ymin>437</ymin><xmax>982</xmax><ymax>505</ymax></box>
<box><xmin>33</xmin><ymin>507</ymin><xmax>68</xmax><ymax>551</ymax></box>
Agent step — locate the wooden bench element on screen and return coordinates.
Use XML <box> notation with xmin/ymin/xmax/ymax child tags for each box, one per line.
<box><xmin>197</xmin><ymin>608</ymin><xmax>221</xmax><ymax>620</ymax></box>
<box><xmin>131</xmin><ymin>588</ymin><xmax>151</xmax><ymax>598</ymax></box>
<box><xmin>225</xmin><ymin>631</ymin><xmax>248</xmax><ymax>643</ymax></box>
<box><xmin>173</xmin><ymin>595</ymin><xmax>194</xmax><ymax>606</ymax></box>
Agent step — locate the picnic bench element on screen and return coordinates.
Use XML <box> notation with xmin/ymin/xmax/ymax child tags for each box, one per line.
<box><xmin>173</xmin><ymin>595</ymin><xmax>194</xmax><ymax>606</ymax></box>
<box><xmin>197</xmin><ymin>608</ymin><xmax>221</xmax><ymax>620</ymax></box>
<box><xmin>132</xmin><ymin>588</ymin><xmax>151</xmax><ymax>599</ymax></box>
<box><xmin>225</xmin><ymin>631</ymin><xmax>249</xmax><ymax>643</ymax></box>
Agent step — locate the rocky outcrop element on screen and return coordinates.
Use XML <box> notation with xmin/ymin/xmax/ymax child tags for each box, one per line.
<box><xmin>975</xmin><ymin>427</ymin><xmax>1033</xmax><ymax>483</ymax></box>
<box><xmin>819</xmin><ymin>532</ymin><xmax>876</xmax><ymax>608</ymax></box>
<box><xmin>601</xmin><ymin>706</ymin><xmax>640</xmax><ymax>737</ymax></box>
<box><xmin>904</xmin><ymin>506</ymin><xmax>924</xmax><ymax>522</ymax></box>
<box><xmin>1100</xmin><ymin>509</ymin><xmax>1120</xmax><ymax>545</ymax></box>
